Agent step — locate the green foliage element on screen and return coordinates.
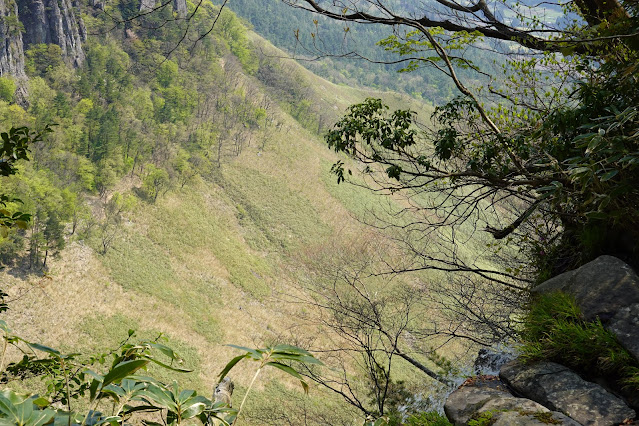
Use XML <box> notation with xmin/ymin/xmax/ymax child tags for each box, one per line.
<box><xmin>378</xmin><ymin>29</ymin><xmax>482</xmax><ymax>74</ymax></box>
<box><xmin>0</xmin><ymin>126</ymin><xmax>52</xmax><ymax>235</ymax></box>
<box><xmin>216</xmin><ymin>10</ymin><xmax>259</xmax><ymax>74</ymax></box>
<box><xmin>519</xmin><ymin>292</ymin><xmax>639</xmax><ymax>391</ymax></box>
<box><xmin>326</xmin><ymin>98</ymin><xmax>416</xmax><ymax>183</ymax></box>
<box><xmin>324</xmin><ymin>51</ymin><xmax>639</xmax><ymax>282</ymax></box>
<box><xmin>0</xmin><ymin>78</ymin><xmax>16</xmax><ymax>103</ymax></box>
<box><xmin>219</xmin><ymin>344</ymin><xmax>322</xmax><ymax>424</ymax></box>
<box><xmin>404</xmin><ymin>412</ymin><xmax>453</xmax><ymax>426</ymax></box>
<box><xmin>1</xmin><ymin>13</ymin><xmax>24</xmax><ymax>36</ymax></box>
<box><xmin>25</xmin><ymin>44</ymin><xmax>63</xmax><ymax>79</ymax></box>
<box><xmin>468</xmin><ymin>409</ymin><xmax>503</xmax><ymax>426</ymax></box>
<box><xmin>156</xmin><ymin>60</ymin><xmax>179</xmax><ymax>88</ymax></box>
<box><xmin>530</xmin><ymin>411</ymin><xmax>562</xmax><ymax>424</ymax></box>
<box><xmin>228</xmin><ymin>0</ymin><xmax>477</xmax><ymax>102</ymax></box>
<box><xmin>0</xmin><ymin>323</ymin><xmax>236</xmax><ymax>425</ymax></box>
<box><xmin>142</xmin><ymin>164</ymin><xmax>171</xmax><ymax>202</ymax></box>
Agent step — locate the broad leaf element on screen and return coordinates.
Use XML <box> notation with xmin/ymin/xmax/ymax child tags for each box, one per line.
<box><xmin>102</xmin><ymin>359</ymin><xmax>149</xmax><ymax>388</ymax></box>
<box><xmin>218</xmin><ymin>354</ymin><xmax>248</xmax><ymax>381</ymax></box>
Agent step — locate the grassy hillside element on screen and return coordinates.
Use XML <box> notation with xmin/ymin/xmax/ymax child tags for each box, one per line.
<box><xmin>0</xmin><ymin>17</ymin><xmax>454</xmax><ymax>422</ymax></box>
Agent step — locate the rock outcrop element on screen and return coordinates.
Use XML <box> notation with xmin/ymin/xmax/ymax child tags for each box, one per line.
<box><xmin>474</xmin><ymin>348</ymin><xmax>514</xmax><ymax>375</ymax></box>
<box><xmin>0</xmin><ymin>0</ymin><xmax>87</xmax><ymax>99</ymax></box>
<box><xmin>533</xmin><ymin>255</ymin><xmax>639</xmax><ymax>363</ymax></box>
<box><xmin>0</xmin><ymin>0</ymin><xmax>26</xmax><ymax>78</ymax></box>
<box><xmin>444</xmin><ymin>377</ymin><xmax>580</xmax><ymax>426</ymax></box>
<box><xmin>173</xmin><ymin>0</ymin><xmax>187</xmax><ymax>18</ymax></box>
<box><xmin>500</xmin><ymin>360</ymin><xmax>636</xmax><ymax>426</ymax></box>
<box><xmin>444</xmin><ymin>256</ymin><xmax>639</xmax><ymax>425</ymax></box>
<box><xmin>533</xmin><ymin>255</ymin><xmax>639</xmax><ymax>322</ymax></box>
<box><xmin>139</xmin><ymin>0</ymin><xmax>155</xmax><ymax>12</ymax></box>
<box><xmin>16</xmin><ymin>0</ymin><xmax>86</xmax><ymax>66</ymax></box>
<box><xmin>608</xmin><ymin>303</ymin><xmax>639</xmax><ymax>361</ymax></box>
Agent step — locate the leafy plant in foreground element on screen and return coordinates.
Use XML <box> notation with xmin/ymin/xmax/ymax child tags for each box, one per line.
<box><xmin>0</xmin><ymin>324</ymin><xmax>238</xmax><ymax>425</ymax></box>
<box><xmin>0</xmin><ymin>321</ymin><xmax>322</xmax><ymax>425</ymax></box>
<box><xmin>218</xmin><ymin>344</ymin><xmax>322</xmax><ymax>425</ymax></box>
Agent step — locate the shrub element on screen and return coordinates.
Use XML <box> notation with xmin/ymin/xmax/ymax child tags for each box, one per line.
<box><xmin>0</xmin><ymin>78</ymin><xmax>16</xmax><ymax>103</ymax></box>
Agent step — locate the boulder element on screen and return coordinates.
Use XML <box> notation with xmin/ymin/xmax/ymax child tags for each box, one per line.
<box><xmin>532</xmin><ymin>256</ymin><xmax>639</xmax><ymax>321</ymax></box>
<box><xmin>474</xmin><ymin>348</ymin><xmax>514</xmax><ymax>375</ymax></box>
<box><xmin>444</xmin><ymin>384</ymin><xmax>580</xmax><ymax>426</ymax></box>
<box><xmin>445</xmin><ymin>386</ymin><xmax>508</xmax><ymax>424</ymax></box>
<box><xmin>607</xmin><ymin>303</ymin><xmax>639</xmax><ymax>361</ymax></box>
<box><xmin>490</xmin><ymin>410</ymin><xmax>580</xmax><ymax>426</ymax></box>
<box><xmin>500</xmin><ymin>360</ymin><xmax>636</xmax><ymax>426</ymax></box>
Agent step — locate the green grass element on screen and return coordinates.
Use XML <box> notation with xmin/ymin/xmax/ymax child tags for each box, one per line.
<box><xmin>320</xmin><ymin>158</ymin><xmax>395</xmax><ymax>220</ymax></box>
<box><xmin>222</xmin><ymin>165</ymin><xmax>332</xmax><ymax>252</ymax></box>
<box><xmin>520</xmin><ymin>292</ymin><xmax>639</xmax><ymax>391</ymax></box>
<box><xmin>101</xmin><ymin>231</ymin><xmax>177</xmax><ymax>302</ymax></box>
<box><xmin>145</xmin><ymin>186</ymin><xmax>275</xmax><ymax>299</ymax></box>
<box><xmin>98</xmin><ymin>225</ymin><xmax>222</xmax><ymax>342</ymax></box>
<box><xmin>239</xmin><ymin>380</ymin><xmax>356</xmax><ymax>425</ymax></box>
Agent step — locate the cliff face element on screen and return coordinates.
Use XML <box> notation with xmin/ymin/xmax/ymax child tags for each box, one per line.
<box><xmin>0</xmin><ymin>0</ymin><xmax>26</xmax><ymax>78</ymax></box>
<box><xmin>139</xmin><ymin>0</ymin><xmax>154</xmax><ymax>12</ymax></box>
<box><xmin>0</xmin><ymin>0</ymin><xmax>86</xmax><ymax>103</ymax></box>
<box><xmin>16</xmin><ymin>0</ymin><xmax>86</xmax><ymax>66</ymax></box>
<box><xmin>173</xmin><ymin>0</ymin><xmax>186</xmax><ymax>18</ymax></box>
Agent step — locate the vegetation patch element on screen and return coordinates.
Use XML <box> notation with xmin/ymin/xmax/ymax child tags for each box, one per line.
<box><xmin>519</xmin><ymin>292</ymin><xmax>639</xmax><ymax>392</ymax></box>
<box><xmin>404</xmin><ymin>411</ymin><xmax>453</xmax><ymax>426</ymax></box>
<box><xmin>222</xmin><ymin>166</ymin><xmax>332</xmax><ymax>253</ymax></box>
<box><xmin>100</xmin><ymin>231</ymin><xmax>177</xmax><ymax>302</ymax></box>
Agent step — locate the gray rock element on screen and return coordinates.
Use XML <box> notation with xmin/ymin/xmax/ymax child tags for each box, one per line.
<box><xmin>213</xmin><ymin>377</ymin><xmax>234</xmax><ymax>406</ymax></box>
<box><xmin>445</xmin><ymin>386</ymin><xmax>508</xmax><ymax>425</ymax></box>
<box><xmin>444</xmin><ymin>385</ymin><xmax>580</xmax><ymax>426</ymax></box>
<box><xmin>500</xmin><ymin>360</ymin><xmax>636</xmax><ymax>426</ymax></box>
<box><xmin>16</xmin><ymin>0</ymin><xmax>86</xmax><ymax>66</ymax></box>
<box><xmin>139</xmin><ymin>0</ymin><xmax>155</xmax><ymax>12</ymax></box>
<box><xmin>91</xmin><ymin>0</ymin><xmax>105</xmax><ymax>10</ymax></box>
<box><xmin>474</xmin><ymin>348</ymin><xmax>514</xmax><ymax>375</ymax></box>
<box><xmin>491</xmin><ymin>410</ymin><xmax>581</xmax><ymax>426</ymax></box>
<box><xmin>607</xmin><ymin>303</ymin><xmax>639</xmax><ymax>361</ymax></box>
<box><xmin>533</xmin><ymin>255</ymin><xmax>639</xmax><ymax>321</ymax></box>
<box><xmin>173</xmin><ymin>0</ymin><xmax>187</xmax><ymax>18</ymax></box>
<box><xmin>0</xmin><ymin>0</ymin><xmax>26</xmax><ymax>78</ymax></box>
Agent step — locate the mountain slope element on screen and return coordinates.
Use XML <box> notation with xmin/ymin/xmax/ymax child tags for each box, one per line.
<box><xmin>1</xmin><ymin>12</ymin><xmax>441</xmax><ymax>422</ymax></box>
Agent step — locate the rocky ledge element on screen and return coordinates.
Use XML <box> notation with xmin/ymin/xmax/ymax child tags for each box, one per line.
<box><xmin>444</xmin><ymin>256</ymin><xmax>639</xmax><ymax>425</ymax></box>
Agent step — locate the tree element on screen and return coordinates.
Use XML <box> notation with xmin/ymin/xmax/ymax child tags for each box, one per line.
<box><xmin>280</xmin><ymin>2</ymin><xmax>639</xmax><ymax>420</ymax></box>
<box><xmin>284</xmin><ymin>0</ymin><xmax>639</xmax><ymax>280</ymax></box>
<box><xmin>288</xmin><ymin>238</ymin><xmax>462</xmax><ymax>421</ymax></box>
<box><xmin>143</xmin><ymin>164</ymin><xmax>171</xmax><ymax>202</ymax></box>
<box><xmin>0</xmin><ymin>126</ymin><xmax>52</xmax><ymax>235</ymax></box>
<box><xmin>0</xmin><ymin>78</ymin><xmax>16</xmax><ymax>103</ymax></box>
<box><xmin>284</xmin><ymin>0</ymin><xmax>634</xmax><ymax>53</ymax></box>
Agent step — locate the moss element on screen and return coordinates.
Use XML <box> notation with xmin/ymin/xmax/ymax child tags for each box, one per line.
<box><xmin>530</xmin><ymin>411</ymin><xmax>562</xmax><ymax>424</ymax></box>
<box><xmin>468</xmin><ymin>409</ymin><xmax>505</xmax><ymax>426</ymax></box>
<box><xmin>404</xmin><ymin>411</ymin><xmax>453</xmax><ymax>426</ymax></box>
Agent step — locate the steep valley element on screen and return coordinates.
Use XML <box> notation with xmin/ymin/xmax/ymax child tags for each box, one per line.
<box><xmin>0</xmin><ymin>8</ymin><xmax>453</xmax><ymax>423</ymax></box>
